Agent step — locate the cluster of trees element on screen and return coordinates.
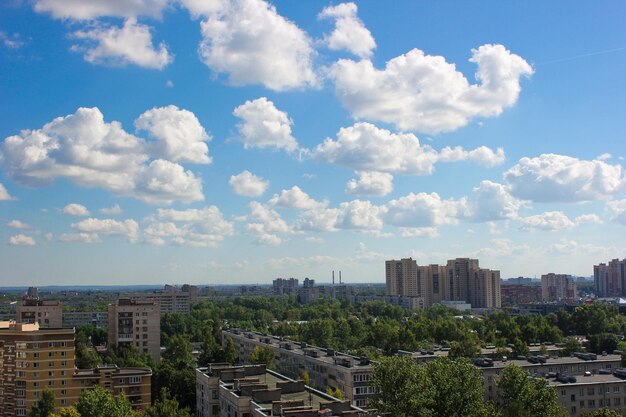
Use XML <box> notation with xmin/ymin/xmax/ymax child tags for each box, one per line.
<box><xmin>29</xmin><ymin>387</ymin><xmax>190</xmax><ymax>417</ymax></box>
<box><xmin>159</xmin><ymin>297</ymin><xmax>626</xmax><ymax>358</ymax></box>
<box><xmin>371</xmin><ymin>357</ymin><xmax>621</xmax><ymax>417</ymax></box>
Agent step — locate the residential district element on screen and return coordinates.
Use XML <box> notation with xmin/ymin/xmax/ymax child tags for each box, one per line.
<box><xmin>2</xmin><ymin>257</ymin><xmax>626</xmax><ymax>416</ymax></box>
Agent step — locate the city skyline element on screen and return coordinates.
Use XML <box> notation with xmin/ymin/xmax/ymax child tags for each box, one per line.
<box><xmin>1</xmin><ymin>1</ymin><xmax>625</xmax><ymax>285</ymax></box>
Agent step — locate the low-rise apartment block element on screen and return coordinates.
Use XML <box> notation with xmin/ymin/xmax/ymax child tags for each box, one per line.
<box><xmin>126</xmin><ymin>284</ymin><xmax>198</xmax><ymax>315</ymax></box>
<box><xmin>224</xmin><ymin>330</ymin><xmax>374</xmax><ymax>408</ymax></box>
<box><xmin>196</xmin><ymin>363</ymin><xmax>376</xmax><ymax>417</ymax></box>
<box><xmin>108</xmin><ymin>299</ymin><xmax>160</xmax><ymax>361</ymax></box>
<box><xmin>473</xmin><ymin>353</ymin><xmax>622</xmax><ymax>402</ymax></box>
<box><xmin>72</xmin><ymin>365</ymin><xmax>151</xmax><ymax>410</ymax></box>
<box><xmin>549</xmin><ymin>373</ymin><xmax>626</xmax><ymax>416</ymax></box>
<box><xmin>62</xmin><ymin>311</ymin><xmax>109</xmax><ymax>329</ymax></box>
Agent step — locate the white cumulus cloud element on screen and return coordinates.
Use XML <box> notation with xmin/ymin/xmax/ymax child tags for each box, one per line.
<box><xmin>100</xmin><ymin>204</ymin><xmax>123</xmax><ymax>215</ymax></box>
<box><xmin>135</xmin><ymin>105</ymin><xmax>211</xmax><ymax>163</ymax></box>
<box><xmin>71</xmin><ymin>19</ymin><xmax>173</xmax><ymax>69</ymax></box>
<box><xmin>196</xmin><ymin>0</ymin><xmax>317</xmax><ymax>91</ymax></box>
<box><xmin>464</xmin><ymin>180</ymin><xmax>523</xmax><ymax>222</ymax></box>
<box><xmin>0</xmin><ymin>107</ymin><xmax>204</xmax><ymax>205</ymax></box>
<box><xmin>229</xmin><ymin>171</ymin><xmax>269</xmax><ymax>197</ymax></box>
<box><xmin>269</xmin><ymin>186</ymin><xmax>326</xmax><ymax>209</ymax></box>
<box><xmin>9</xmin><ymin>234</ymin><xmax>35</xmax><ymax>246</ymax></box>
<box><xmin>318</xmin><ymin>2</ymin><xmax>376</xmax><ymax>58</ymax></box>
<box><xmin>329</xmin><ymin>44</ymin><xmax>533</xmax><ymax>133</ymax></box>
<box><xmin>59</xmin><ymin>233</ymin><xmax>102</xmax><ymax>243</ymax></box>
<box><xmin>6</xmin><ymin>220</ymin><xmax>29</xmax><ymax>229</ymax></box>
<box><xmin>72</xmin><ymin>218</ymin><xmax>139</xmax><ymax>242</ymax></box>
<box><xmin>345</xmin><ymin>171</ymin><xmax>393</xmax><ymax>197</ymax></box>
<box><xmin>34</xmin><ymin>0</ymin><xmax>169</xmax><ymax>19</ymax></box>
<box><xmin>384</xmin><ymin>192</ymin><xmax>462</xmax><ymax>227</ymax></box>
<box><xmin>62</xmin><ymin>203</ymin><xmax>90</xmax><ymax>216</ymax></box>
<box><xmin>314</xmin><ymin>122</ymin><xmax>504</xmax><ymax>175</ymax></box>
<box><xmin>504</xmin><ymin>154</ymin><xmax>625</xmax><ymax>202</ymax></box>
<box><xmin>607</xmin><ymin>199</ymin><xmax>626</xmax><ymax>225</ymax></box>
<box><xmin>144</xmin><ymin>207</ymin><xmax>234</xmax><ymax>247</ymax></box>
<box><xmin>0</xmin><ymin>183</ymin><xmax>14</xmax><ymax>201</ymax></box>
<box><xmin>233</xmin><ymin>98</ymin><xmax>298</xmax><ymax>152</ymax></box>
<box><xmin>519</xmin><ymin>211</ymin><xmax>576</xmax><ymax>231</ymax></box>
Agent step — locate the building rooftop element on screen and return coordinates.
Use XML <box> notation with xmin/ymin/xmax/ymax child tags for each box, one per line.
<box><xmin>73</xmin><ymin>365</ymin><xmax>152</xmax><ymax>377</ymax></box>
<box><xmin>545</xmin><ymin>373</ymin><xmax>626</xmax><ymax>386</ymax></box>
<box><xmin>227</xmin><ymin>329</ymin><xmax>372</xmax><ymax>370</ymax></box>
<box><xmin>472</xmin><ymin>353</ymin><xmax>622</xmax><ymax>370</ymax></box>
<box><xmin>199</xmin><ymin>364</ymin><xmax>373</xmax><ymax>417</ymax></box>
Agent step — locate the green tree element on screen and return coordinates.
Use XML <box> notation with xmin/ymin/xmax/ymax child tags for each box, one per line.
<box><xmin>49</xmin><ymin>407</ymin><xmax>80</xmax><ymax>417</ymax></box>
<box><xmin>497</xmin><ymin>364</ymin><xmax>567</xmax><ymax>417</ymax></box>
<box><xmin>75</xmin><ymin>386</ymin><xmax>135</xmax><ymax>417</ymax></box>
<box><xmin>325</xmin><ymin>387</ymin><xmax>343</xmax><ymax>400</ymax></box>
<box><xmin>221</xmin><ymin>337</ymin><xmax>237</xmax><ymax>364</ymax></box>
<box><xmin>588</xmin><ymin>333</ymin><xmax>619</xmax><ymax>354</ymax></box>
<box><xmin>371</xmin><ymin>356</ymin><xmax>497</xmax><ymax>417</ymax></box>
<box><xmin>30</xmin><ymin>387</ymin><xmax>56</xmax><ymax>417</ymax></box>
<box><xmin>448</xmin><ymin>333</ymin><xmax>481</xmax><ymax>359</ymax></box>
<box><xmin>249</xmin><ymin>346</ymin><xmax>275</xmax><ymax>368</ymax></box>
<box><xmin>142</xmin><ymin>388</ymin><xmax>191</xmax><ymax>417</ymax></box>
<box><xmin>300</xmin><ymin>370</ymin><xmax>310</xmax><ymax>386</ymax></box>
<box><xmin>560</xmin><ymin>337</ymin><xmax>583</xmax><ymax>356</ymax></box>
<box><xmin>153</xmin><ymin>336</ymin><xmax>196</xmax><ymax>410</ymax></box>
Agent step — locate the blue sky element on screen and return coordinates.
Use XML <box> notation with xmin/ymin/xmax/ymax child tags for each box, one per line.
<box><xmin>1</xmin><ymin>0</ymin><xmax>625</xmax><ymax>285</ymax></box>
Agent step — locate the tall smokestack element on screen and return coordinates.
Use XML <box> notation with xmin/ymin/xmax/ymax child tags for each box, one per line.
<box><xmin>339</xmin><ymin>271</ymin><xmax>342</xmax><ymax>284</ymax></box>
<box><xmin>332</xmin><ymin>270</ymin><xmax>335</xmax><ymax>285</ymax></box>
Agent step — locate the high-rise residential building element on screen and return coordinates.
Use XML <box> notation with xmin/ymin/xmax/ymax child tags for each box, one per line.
<box><xmin>541</xmin><ymin>273</ymin><xmax>577</xmax><ymax>301</ymax></box>
<box><xmin>594</xmin><ymin>259</ymin><xmax>626</xmax><ymax>298</ymax></box>
<box><xmin>385</xmin><ymin>257</ymin><xmax>501</xmax><ymax>309</ymax></box>
<box><xmin>15</xmin><ymin>299</ymin><xmax>63</xmax><ymax>328</ymax></box>
<box><xmin>0</xmin><ymin>321</ymin><xmax>151</xmax><ymax>416</ymax></box>
<box><xmin>272</xmin><ymin>278</ymin><xmax>299</xmax><ymax>295</ymax></box>
<box><xmin>126</xmin><ymin>284</ymin><xmax>198</xmax><ymax>315</ymax></box>
<box><xmin>107</xmin><ymin>299</ymin><xmax>160</xmax><ymax>361</ymax></box>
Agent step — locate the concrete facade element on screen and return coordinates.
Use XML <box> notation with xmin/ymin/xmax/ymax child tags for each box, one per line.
<box><xmin>15</xmin><ymin>300</ymin><xmax>62</xmax><ymax>328</ymax></box>
<box><xmin>108</xmin><ymin>299</ymin><xmax>160</xmax><ymax>361</ymax></box>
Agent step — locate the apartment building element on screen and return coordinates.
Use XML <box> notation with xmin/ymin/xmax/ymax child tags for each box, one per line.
<box><xmin>0</xmin><ymin>322</ymin><xmax>75</xmax><ymax>416</ymax></box>
<box><xmin>473</xmin><ymin>354</ymin><xmax>623</xmax><ymax>402</ymax></box>
<box><xmin>196</xmin><ymin>363</ymin><xmax>376</xmax><ymax>417</ymax></box>
<box><xmin>126</xmin><ymin>284</ymin><xmax>198</xmax><ymax>315</ymax></box>
<box><xmin>542</xmin><ymin>273</ymin><xmax>578</xmax><ymax>301</ymax></box>
<box><xmin>15</xmin><ymin>299</ymin><xmax>62</xmax><ymax>328</ymax></box>
<box><xmin>549</xmin><ymin>373</ymin><xmax>626</xmax><ymax>416</ymax></box>
<box><xmin>71</xmin><ymin>365</ymin><xmax>151</xmax><ymax>410</ymax></box>
<box><xmin>224</xmin><ymin>330</ymin><xmax>375</xmax><ymax>408</ymax></box>
<box><xmin>0</xmin><ymin>321</ymin><xmax>152</xmax><ymax>416</ymax></box>
<box><xmin>594</xmin><ymin>259</ymin><xmax>626</xmax><ymax>298</ymax></box>
<box><xmin>273</xmin><ymin>278</ymin><xmax>299</xmax><ymax>296</ymax></box>
<box><xmin>62</xmin><ymin>311</ymin><xmax>109</xmax><ymax>329</ymax></box>
<box><xmin>108</xmin><ymin>299</ymin><xmax>160</xmax><ymax>361</ymax></box>
<box><xmin>385</xmin><ymin>258</ymin><xmax>501</xmax><ymax>309</ymax></box>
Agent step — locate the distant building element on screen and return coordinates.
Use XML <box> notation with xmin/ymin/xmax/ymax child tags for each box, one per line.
<box><xmin>385</xmin><ymin>257</ymin><xmax>501</xmax><ymax>309</ymax></box>
<box><xmin>108</xmin><ymin>299</ymin><xmax>160</xmax><ymax>361</ymax></box>
<box><xmin>0</xmin><ymin>321</ymin><xmax>151</xmax><ymax>416</ymax></box>
<box><xmin>594</xmin><ymin>259</ymin><xmax>626</xmax><ymax>297</ymax></box>
<box><xmin>196</xmin><ymin>363</ymin><xmax>376</xmax><ymax>417</ymax></box>
<box><xmin>298</xmin><ymin>282</ymin><xmax>354</xmax><ymax>304</ymax></box>
<box><xmin>15</xmin><ymin>299</ymin><xmax>63</xmax><ymax>328</ymax></box>
<box><xmin>541</xmin><ymin>273</ymin><xmax>577</xmax><ymax>301</ymax></box>
<box><xmin>126</xmin><ymin>284</ymin><xmax>198</xmax><ymax>315</ymax></box>
<box><xmin>62</xmin><ymin>311</ymin><xmax>109</xmax><ymax>329</ymax></box>
<box><xmin>273</xmin><ymin>278</ymin><xmax>299</xmax><ymax>296</ymax></box>
<box><xmin>500</xmin><ymin>284</ymin><xmax>542</xmax><ymax>306</ymax></box>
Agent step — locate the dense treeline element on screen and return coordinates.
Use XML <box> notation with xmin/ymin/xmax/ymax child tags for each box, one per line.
<box><xmin>160</xmin><ymin>297</ymin><xmax>626</xmax><ymax>357</ymax></box>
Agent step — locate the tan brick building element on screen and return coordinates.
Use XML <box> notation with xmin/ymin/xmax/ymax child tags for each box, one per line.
<box><xmin>0</xmin><ymin>321</ymin><xmax>151</xmax><ymax>416</ymax></box>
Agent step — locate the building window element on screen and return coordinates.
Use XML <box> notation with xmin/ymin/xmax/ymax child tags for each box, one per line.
<box><xmin>129</xmin><ymin>376</ymin><xmax>142</xmax><ymax>384</ymax></box>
